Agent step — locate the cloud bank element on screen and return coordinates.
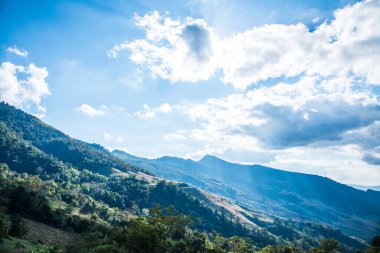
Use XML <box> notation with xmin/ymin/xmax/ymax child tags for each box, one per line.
<box><xmin>110</xmin><ymin>0</ymin><xmax>380</xmax><ymax>89</ymax></box>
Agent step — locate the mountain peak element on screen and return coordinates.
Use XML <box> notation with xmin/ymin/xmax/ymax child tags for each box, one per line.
<box><xmin>199</xmin><ymin>154</ymin><xmax>224</xmax><ymax>163</ymax></box>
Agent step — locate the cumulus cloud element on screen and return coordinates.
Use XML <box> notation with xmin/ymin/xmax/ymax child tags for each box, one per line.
<box><xmin>220</xmin><ymin>0</ymin><xmax>380</xmax><ymax>88</ymax></box>
<box><xmin>188</xmin><ymin>75</ymin><xmax>380</xmax><ymax>150</ymax></box>
<box><xmin>6</xmin><ymin>46</ymin><xmax>28</xmax><ymax>57</ymax></box>
<box><xmin>108</xmin><ymin>11</ymin><xmax>219</xmax><ymax>83</ymax></box>
<box><xmin>135</xmin><ymin>103</ymin><xmax>172</xmax><ymax>119</ymax></box>
<box><xmin>0</xmin><ymin>61</ymin><xmax>50</xmax><ymax>116</ymax></box>
<box><xmin>76</xmin><ymin>104</ymin><xmax>105</xmax><ymax>117</ymax></box>
<box><xmin>110</xmin><ymin>0</ymin><xmax>380</xmax><ymax>89</ymax></box>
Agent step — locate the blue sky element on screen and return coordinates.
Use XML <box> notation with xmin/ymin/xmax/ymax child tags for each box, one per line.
<box><xmin>1</xmin><ymin>0</ymin><xmax>380</xmax><ymax>185</ymax></box>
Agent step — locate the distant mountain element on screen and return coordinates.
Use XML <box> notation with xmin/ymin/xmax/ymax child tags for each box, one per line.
<box><xmin>114</xmin><ymin>151</ymin><xmax>380</xmax><ymax>239</ymax></box>
<box><xmin>349</xmin><ymin>184</ymin><xmax>380</xmax><ymax>192</ymax></box>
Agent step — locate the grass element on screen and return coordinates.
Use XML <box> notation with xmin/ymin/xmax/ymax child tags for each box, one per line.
<box><xmin>0</xmin><ymin>236</ymin><xmax>49</xmax><ymax>253</ymax></box>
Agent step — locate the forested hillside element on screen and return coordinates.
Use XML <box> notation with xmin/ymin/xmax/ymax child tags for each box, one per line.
<box><xmin>0</xmin><ymin>102</ymin><xmax>376</xmax><ymax>252</ymax></box>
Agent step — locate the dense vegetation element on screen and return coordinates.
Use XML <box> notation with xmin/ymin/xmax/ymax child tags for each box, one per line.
<box><xmin>0</xmin><ymin>102</ymin><xmax>136</xmax><ymax>175</ymax></box>
<box><xmin>1</xmin><ymin>165</ymin><xmax>379</xmax><ymax>253</ymax></box>
<box><xmin>0</xmin><ymin>102</ymin><xmax>377</xmax><ymax>252</ymax></box>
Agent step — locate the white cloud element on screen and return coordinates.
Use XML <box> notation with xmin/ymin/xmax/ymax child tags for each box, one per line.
<box><xmin>219</xmin><ymin>23</ymin><xmax>311</xmax><ymax>89</ymax></box>
<box><xmin>6</xmin><ymin>46</ymin><xmax>28</xmax><ymax>57</ymax></box>
<box><xmin>220</xmin><ymin>0</ymin><xmax>380</xmax><ymax>89</ymax></box>
<box><xmin>76</xmin><ymin>104</ymin><xmax>105</xmax><ymax>117</ymax></box>
<box><xmin>111</xmin><ymin>0</ymin><xmax>380</xmax><ymax>89</ymax></box>
<box><xmin>182</xmin><ymin>73</ymin><xmax>380</xmax><ymax>183</ymax></box>
<box><xmin>108</xmin><ymin>11</ymin><xmax>219</xmax><ymax>83</ymax></box>
<box><xmin>135</xmin><ymin>103</ymin><xmax>172</xmax><ymax>119</ymax></box>
<box><xmin>188</xmin><ymin>75</ymin><xmax>380</xmax><ymax>148</ymax></box>
<box><xmin>0</xmin><ymin>61</ymin><xmax>50</xmax><ymax>116</ymax></box>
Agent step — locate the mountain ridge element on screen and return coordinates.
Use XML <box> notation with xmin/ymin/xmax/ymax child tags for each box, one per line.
<box><xmin>114</xmin><ymin>149</ymin><xmax>380</xmax><ymax>239</ymax></box>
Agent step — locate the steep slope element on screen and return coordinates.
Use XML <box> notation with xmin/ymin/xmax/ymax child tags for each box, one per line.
<box><xmin>0</xmin><ymin>102</ymin><xmax>134</xmax><ymax>175</ymax></box>
<box><xmin>114</xmin><ymin>151</ymin><xmax>380</xmax><ymax>239</ymax></box>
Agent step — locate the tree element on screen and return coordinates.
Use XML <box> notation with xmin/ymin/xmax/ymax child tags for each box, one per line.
<box><xmin>310</xmin><ymin>239</ymin><xmax>340</xmax><ymax>253</ymax></box>
<box><xmin>259</xmin><ymin>245</ymin><xmax>297</xmax><ymax>253</ymax></box>
<box><xmin>120</xmin><ymin>205</ymin><xmax>193</xmax><ymax>253</ymax></box>
<box><xmin>228</xmin><ymin>236</ymin><xmax>255</xmax><ymax>253</ymax></box>
<box><xmin>319</xmin><ymin>239</ymin><xmax>340</xmax><ymax>252</ymax></box>
<box><xmin>148</xmin><ymin>204</ymin><xmax>191</xmax><ymax>240</ymax></box>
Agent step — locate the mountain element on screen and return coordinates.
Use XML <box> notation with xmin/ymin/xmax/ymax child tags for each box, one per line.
<box><xmin>349</xmin><ymin>184</ymin><xmax>380</xmax><ymax>192</ymax></box>
<box><xmin>113</xmin><ymin>151</ymin><xmax>380</xmax><ymax>239</ymax></box>
<box><xmin>0</xmin><ymin>102</ymin><xmax>137</xmax><ymax>175</ymax></box>
<box><xmin>0</xmin><ymin>102</ymin><xmax>372</xmax><ymax>252</ymax></box>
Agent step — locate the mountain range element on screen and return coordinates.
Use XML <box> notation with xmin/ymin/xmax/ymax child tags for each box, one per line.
<box><xmin>113</xmin><ymin>151</ymin><xmax>380</xmax><ymax>239</ymax></box>
<box><xmin>0</xmin><ymin>101</ymin><xmax>378</xmax><ymax>251</ymax></box>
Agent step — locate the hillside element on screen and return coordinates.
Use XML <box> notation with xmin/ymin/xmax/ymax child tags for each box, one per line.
<box><xmin>0</xmin><ymin>102</ymin><xmax>136</xmax><ymax>175</ymax></box>
<box><xmin>0</xmin><ymin>102</ymin><xmax>373</xmax><ymax>252</ymax></box>
<box><xmin>113</xmin><ymin>151</ymin><xmax>380</xmax><ymax>239</ymax></box>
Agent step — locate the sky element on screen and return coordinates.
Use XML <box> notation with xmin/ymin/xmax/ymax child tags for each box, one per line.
<box><xmin>1</xmin><ymin>0</ymin><xmax>380</xmax><ymax>185</ymax></box>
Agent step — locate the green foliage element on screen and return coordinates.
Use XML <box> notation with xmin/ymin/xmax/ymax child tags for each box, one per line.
<box><xmin>258</xmin><ymin>245</ymin><xmax>301</xmax><ymax>253</ymax></box>
<box><xmin>0</xmin><ymin>212</ymin><xmax>11</xmax><ymax>238</ymax></box>
<box><xmin>310</xmin><ymin>239</ymin><xmax>340</xmax><ymax>253</ymax></box>
<box><xmin>227</xmin><ymin>236</ymin><xmax>255</xmax><ymax>253</ymax></box>
<box><xmin>0</xmin><ymin>236</ymin><xmax>51</xmax><ymax>253</ymax></box>
<box><xmin>122</xmin><ymin>219</ymin><xmax>168</xmax><ymax>253</ymax></box>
